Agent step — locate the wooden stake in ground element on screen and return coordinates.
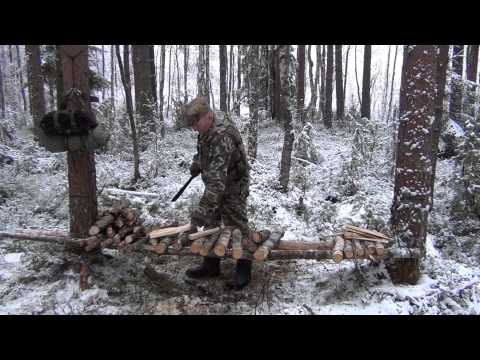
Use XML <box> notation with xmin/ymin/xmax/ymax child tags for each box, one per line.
<box><xmin>332</xmin><ymin>236</ymin><xmax>345</xmax><ymax>263</ymax></box>
<box><xmin>253</xmin><ymin>226</ymin><xmax>285</xmax><ymax>261</ymax></box>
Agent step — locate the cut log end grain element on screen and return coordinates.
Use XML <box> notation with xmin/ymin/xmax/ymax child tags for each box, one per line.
<box><xmin>375</xmin><ymin>242</ymin><xmax>385</xmax><ymax>256</ymax></box>
<box><xmin>190</xmin><ymin>238</ymin><xmax>205</xmax><ymax>254</ymax></box>
<box><xmin>344</xmin><ymin>239</ymin><xmax>354</xmax><ymax>259</ymax></box>
<box><xmin>332</xmin><ymin>236</ymin><xmax>345</xmax><ymax>263</ymax></box>
<box><xmin>253</xmin><ymin>246</ymin><xmax>269</xmax><ymax>261</ymax></box>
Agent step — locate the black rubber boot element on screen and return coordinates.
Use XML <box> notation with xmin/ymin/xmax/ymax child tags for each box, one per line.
<box><xmin>232</xmin><ymin>259</ymin><xmax>252</xmax><ymax>290</ymax></box>
<box><xmin>186</xmin><ymin>257</ymin><xmax>220</xmax><ymax>279</ymax></box>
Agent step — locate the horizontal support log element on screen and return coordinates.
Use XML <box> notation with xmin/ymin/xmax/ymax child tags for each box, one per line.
<box><xmin>148</xmin><ymin>224</ymin><xmax>192</xmax><ymax>239</ymax></box>
<box><xmin>343</xmin><ymin>225</ymin><xmax>392</xmax><ymax>240</ymax></box>
<box><xmin>342</xmin><ymin>233</ymin><xmax>389</xmax><ymax>244</ymax></box>
<box><xmin>104</xmin><ymin>188</ymin><xmax>161</xmax><ymax>198</ymax></box>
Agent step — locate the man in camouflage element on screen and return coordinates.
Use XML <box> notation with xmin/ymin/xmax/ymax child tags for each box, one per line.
<box><xmin>180</xmin><ymin>96</ymin><xmax>252</xmax><ymax>290</ymax></box>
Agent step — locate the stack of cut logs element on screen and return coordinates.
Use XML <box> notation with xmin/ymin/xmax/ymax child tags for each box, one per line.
<box><xmin>78</xmin><ymin>206</ymin><xmax>146</xmax><ymax>252</ymax></box>
<box><xmin>332</xmin><ymin>224</ymin><xmax>391</xmax><ymax>263</ymax></box>
<box><xmin>146</xmin><ymin>223</ymin><xmax>391</xmax><ymax>263</ymax></box>
<box><xmin>147</xmin><ymin>224</ymin><xmax>286</xmax><ymax>261</ymax></box>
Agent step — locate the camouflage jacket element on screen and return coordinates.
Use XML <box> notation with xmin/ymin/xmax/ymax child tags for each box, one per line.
<box><xmin>191</xmin><ymin>111</ymin><xmax>250</xmax><ymax>224</ymax></box>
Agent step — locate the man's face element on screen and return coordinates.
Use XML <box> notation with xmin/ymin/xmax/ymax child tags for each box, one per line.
<box><xmin>191</xmin><ymin>112</ymin><xmax>213</xmax><ymax>134</ymax></box>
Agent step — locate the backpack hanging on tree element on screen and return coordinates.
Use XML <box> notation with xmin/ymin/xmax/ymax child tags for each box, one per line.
<box><xmin>37</xmin><ymin>88</ymin><xmax>106</xmax><ymax>153</ymax></box>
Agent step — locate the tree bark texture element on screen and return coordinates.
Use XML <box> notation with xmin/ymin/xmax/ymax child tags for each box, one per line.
<box><xmin>296</xmin><ymin>45</ymin><xmax>305</xmax><ymax>125</ymax></box>
<box><xmin>219</xmin><ymin>45</ymin><xmax>228</xmax><ymax>112</ymax></box>
<box><xmin>389</xmin><ymin>45</ymin><xmax>438</xmax><ymax>285</ymax></box>
<box><xmin>25</xmin><ymin>45</ymin><xmax>46</xmax><ymax>134</ymax></box>
<box><xmin>449</xmin><ymin>45</ymin><xmax>464</xmax><ymax>127</ymax></box>
<box><xmin>335</xmin><ymin>45</ymin><xmax>344</xmax><ymax>122</ymax></box>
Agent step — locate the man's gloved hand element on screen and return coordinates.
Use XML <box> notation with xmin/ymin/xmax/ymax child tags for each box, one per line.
<box><xmin>190</xmin><ymin>161</ymin><xmax>201</xmax><ymax>177</ymax></box>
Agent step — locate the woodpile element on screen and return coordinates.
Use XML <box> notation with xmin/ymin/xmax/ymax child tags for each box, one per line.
<box><xmin>79</xmin><ymin>206</ymin><xmax>147</xmax><ymax>253</ymax></box>
<box><xmin>145</xmin><ymin>223</ymin><xmax>392</xmax><ymax>263</ymax></box>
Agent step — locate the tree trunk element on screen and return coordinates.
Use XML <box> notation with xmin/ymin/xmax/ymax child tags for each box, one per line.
<box><xmin>184</xmin><ymin>45</ymin><xmax>189</xmax><ymax>104</ymax></box>
<box><xmin>60</xmin><ymin>45</ymin><xmax>98</xmax><ymax>237</ymax></box>
<box><xmin>110</xmin><ymin>45</ymin><xmax>115</xmax><ymax>118</ymax></box>
<box><xmin>354</xmin><ymin>45</ymin><xmax>362</xmax><ymax>110</ymax></box>
<box><xmin>115</xmin><ymin>45</ymin><xmax>140</xmax><ymax>182</ymax></box>
<box><xmin>149</xmin><ymin>45</ymin><xmax>157</xmax><ymax>108</ymax></box>
<box><xmin>464</xmin><ymin>45</ymin><xmax>479</xmax><ymax>120</ymax></box>
<box><xmin>159</xmin><ymin>45</ymin><xmax>166</xmax><ymax>134</ymax></box>
<box><xmin>167</xmin><ymin>45</ymin><xmax>172</xmax><ymax>117</ymax></box>
<box><xmin>274</xmin><ymin>46</ymin><xmax>281</xmax><ymax>121</ymax></box>
<box><xmin>219</xmin><ymin>45</ymin><xmax>228</xmax><ymax>112</ymax></box>
<box><xmin>324</xmin><ymin>45</ymin><xmax>333</xmax><ymax>128</ymax></box>
<box><xmin>15</xmin><ymin>45</ymin><xmax>27</xmax><ymax>114</ymax></box>
<box><xmin>25</xmin><ymin>45</ymin><xmax>46</xmax><ymax>135</ymax></box>
<box><xmin>278</xmin><ymin>45</ymin><xmax>295</xmax><ymax>192</ymax></box>
<box><xmin>235</xmin><ymin>45</ymin><xmax>242</xmax><ymax>116</ymax></box>
<box><xmin>361</xmin><ymin>45</ymin><xmax>371</xmax><ymax>119</ymax></box>
<box><xmin>246</xmin><ymin>45</ymin><xmax>260</xmax><ymax>160</ymax></box>
<box><xmin>307</xmin><ymin>45</ymin><xmax>319</xmax><ymax>119</ymax></box>
<box><xmin>101</xmin><ymin>45</ymin><xmax>106</xmax><ymax>101</ymax></box>
<box><xmin>175</xmin><ymin>45</ymin><xmax>180</xmax><ymax>101</ymax></box>
<box><xmin>387</xmin><ymin>45</ymin><xmax>399</xmax><ymax>123</ymax></box>
<box><xmin>430</xmin><ymin>45</ymin><xmax>449</xmax><ymax>208</ymax></box>
<box><xmin>334</xmin><ymin>45</ymin><xmax>344</xmax><ymax>122</ymax></box>
<box><xmin>0</xmin><ymin>49</ymin><xmax>4</xmax><ymax>119</ymax></box>
<box><xmin>343</xmin><ymin>45</ymin><xmax>350</xmax><ymax>110</ymax></box>
<box><xmin>382</xmin><ymin>45</ymin><xmax>391</xmax><ymax>122</ymax></box>
<box><xmin>449</xmin><ymin>45</ymin><xmax>464</xmax><ymax>128</ymax></box>
<box><xmin>197</xmin><ymin>45</ymin><xmax>205</xmax><ymax>98</ymax></box>
<box><xmin>296</xmin><ymin>45</ymin><xmax>305</xmax><ymax>125</ymax></box>
<box><xmin>389</xmin><ymin>45</ymin><xmax>439</xmax><ymax>285</ymax></box>
<box><xmin>132</xmin><ymin>45</ymin><xmax>156</xmax><ymax>137</ymax></box>
<box><xmin>319</xmin><ymin>45</ymin><xmax>326</xmax><ymax>118</ymax></box>
<box><xmin>228</xmin><ymin>44</ymin><xmax>234</xmax><ymax>112</ymax></box>
<box><xmin>206</xmin><ymin>45</ymin><xmax>213</xmax><ymax>108</ymax></box>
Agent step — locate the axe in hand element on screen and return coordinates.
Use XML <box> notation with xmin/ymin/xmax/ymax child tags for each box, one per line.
<box><xmin>171</xmin><ymin>174</ymin><xmax>199</xmax><ymax>202</ymax></box>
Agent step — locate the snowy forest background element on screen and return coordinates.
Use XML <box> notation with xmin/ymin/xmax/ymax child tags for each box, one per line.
<box><xmin>0</xmin><ymin>45</ymin><xmax>479</xmax><ymax>314</ymax></box>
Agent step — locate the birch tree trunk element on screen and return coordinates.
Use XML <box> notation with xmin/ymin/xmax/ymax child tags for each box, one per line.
<box><xmin>449</xmin><ymin>45</ymin><xmax>464</xmax><ymax>128</ymax></box>
<box><xmin>167</xmin><ymin>46</ymin><xmax>172</xmax><ymax>117</ymax></box>
<box><xmin>361</xmin><ymin>45</ymin><xmax>371</xmax><ymax>119</ymax></box>
<box><xmin>389</xmin><ymin>45</ymin><xmax>438</xmax><ymax>285</ymax></box>
<box><xmin>382</xmin><ymin>45</ymin><xmax>391</xmax><ymax>122</ymax></box>
<box><xmin>159</xmin><ymin>45</ymin><xmax>166</xmax><ymax>135</ymax></box>
<box><xmin>228</xmin><ymin>44</ymin><xmax>234</xmax><ymax>112</ymax></box>
<box><xmin>335</xmin><ymin>45</ymin><xmax>344</xmax><ymax>122</ymax></box>
<box><xmin>278</xmin><ymin>45</ymin><xmax>295</xmax><ymax>192</ymax></box>
<box><xmin>324</xmin><ymin>45</ymin><xmax>333</xmax><ymax>128</ymax></box>
<box><xmin>387</xmin><ymin>45</ymin><xmax>399</xmax><ymax>123</ymax></box>
<box><xmin>115</xmin><ymin>45</ymin><xmax>140</xmax><ymax>182</ymax></box>
<box><xmin>25</xmin><ymin>45</ymin><xmax>46</xmax><ymax>135</ymax></box>
<box><xmin>110</xmin><ymin>45</ymin><xmax>115</xmax><ymax>118</ymax></box>
<box><xmin>235</xmin><ymin>44</ymin><xmax>241</xmax><ymax>116</ymax></box>
<box><xmin>205</xmin><ymin>45</ymin><xmax>211</xmax><ymax>104</ymax></box>
<box><xmin>15</xmin><ymin>45</ymin><xmax>27</xmax><ymax>114</ymax></box>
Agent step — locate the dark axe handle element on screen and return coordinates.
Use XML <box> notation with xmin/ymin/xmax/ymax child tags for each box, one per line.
<box><xmin>171</xmin><ymin>175</ymin><xmax>197</xmax><ymax>202</ymax></box>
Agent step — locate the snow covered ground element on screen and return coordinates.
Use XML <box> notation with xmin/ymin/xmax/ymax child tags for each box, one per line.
<box><xmin>1</xmin><ymin>118</ymin><xmax>479</xmax><ymax>315</ymax></box>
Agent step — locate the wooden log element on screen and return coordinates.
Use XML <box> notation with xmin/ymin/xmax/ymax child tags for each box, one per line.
<box><xmin>79</xmin><ymin>262</ymin><xmax>90</xmax><ymax>291</ymax></box>
<box><xmin>231</xmin><ymin>228</ymin><xmax>244</xmax><ymax>260</ymax></box>
<box><xmin>154</xmin><ymin>236</ymin><xmax>175</xmax><ymax>254</ymax></box>
<box><xmin>344</xmin><ymin>224</ymin><xmax>392</xmax><ymax>240</ymax></box>
<box><xmin>89</xmin><ymin>214</ymin><xmax>115</xmax><ymax>236</ymax></box>
<box><xmin>113</xmin><ymin>227</ymin><xmax>133</xmax><ymax>244</ymax></box>
<box><xmin>0</xmin><ymin>230</ymin><xmax>69</xmax><ymax>244</ymax></box>
<box><xmin>188</xmin><ymin>227</ymin><xmax>221</xmax><ymax>241</ymax></box>
<box><xmin>243</xmin><ymin>236</ymin><xmax>259</xmax><ymax>253</ymax></box>
<box><xmin>108</xmin><ymin>206</ymin><xmax>123</xmax><ymax>217</ymax></box>
<box><xmin>375</xmin><ymin>242</ymin><xmax>385</xmax><ymax>257</ymax></box>
<box><xmin>353</xmin><ymin>240</ymin><xmax>365</xmax><ymax>257</ymax></box>
<box><xmin>253</xmin><ymin>226</ymin><xmax>285</xmax><ymax>261</ymax></box>
<box><xmin>171</xmin><ymin>232</ymin><xmax>189</xmax><ymax>251</ymax></box>
<box><xmin>190</xmin><ymin>238</ymin><xmax>205</xmax><ymax>254</ymax></box>
<box><xmin>332</xmin><ymin>236</ymin><xmax>345</xmax><ymax>263</ymax></box>
<box><xmin>114</xmin><ymin>217</ymin><xmax>125</xmax><ymax>229</ymax></box>
<box><xmin>106</xmin><ymin>225</ymin><xmax>115</xmax><ymax>238</ymax></box>
<box><xmin>342</xmin><ymin>231</ymin><xmax>389</xmax><ymax>244</ymax></box>
<box><xmin>85</xmin><ymin>236</ymin><xmax>101</xmax><ymax>252</ymax></box>
<box><xmin>124</xmin><ymin>233</ymin><xmax>145</xmax><ymax>245</ymax></box>
<box><xmin>101</xmin><ymin>237</ymin><xmax>114</xmax><ymax>249</ymax></box>
<box><xmin>213</xmin><ymin>227</ymin><xmax>233</xmax><ymax>257</ymax></box>
<box><xmin>276</xmin><ymin>240</ymin><xmax>333</xmax><ymax>251</ymax></box>
<box><xmin>344</xmin><ymin>239</ymin><xmax>354</xmax><ymax>259</ymax></box>
<box><xmin>250</xmin><ymin>229</ymin><xmax>271</xmax><ymax>244</ymax></box>
<box><xmin>366</xmin><ymin>241</ymin><xmax>376</xmax><ymax>255</ymax></box>
<box><xmin>199</xmin><ymin>231</ymin><xmax>222</xmax><ymax>257</ymax></box>
<box><xmin>148</xmin><ymin>224</ymin><xmax>192</xmax><ymax>239</ymax></box>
